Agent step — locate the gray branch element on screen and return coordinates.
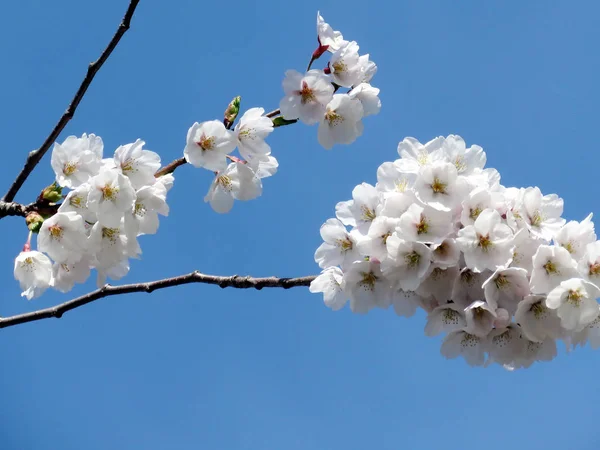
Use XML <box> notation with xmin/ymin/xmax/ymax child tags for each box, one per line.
<box><xmin>0</xmin><ymin>271</ymin><xmax>317</xmax><ymax>329</ymax></box>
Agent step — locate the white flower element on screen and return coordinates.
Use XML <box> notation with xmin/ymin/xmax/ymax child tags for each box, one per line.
<box><xmin>376</xmin><ymin>161</ymin><xmax>416</xmax><ymax>195</ymax></box>
<box><xmin>553</xmin><ymin>213</ymin><xmax>595</xmax><ymax>261</ymax></box>
<box><xmin>579</xmin><ymin>240</ymin><xmax>600</xmax><ymax>285</ymax></box>
<box><xmin>280</xmin><ymin>69</ymin><xmax>334</xmax><ymax>125</ymax></box>
<box><xmin>156</xmin><ymin>173</ymin><xmax>175</xmax><ymax>192</ymax></box>
<box><xmin>482</xmin><ymin>266</ymin><xmax>529</xmax><ymax>314</ymax></box>
<box><xmin>507</xmin><ymin>337</ymin><xmax>557</xmax><ymax>370</ymax></box>
<box><xmin>87</xmin><ymin>168</ymin><xmax>136</xmax><ymax>227</ymax></box>
<box><xmin>37</xmin><ymin>212</ymin><xmax>88</xmax><ymax>264</ymax></box>
<box><xmin>571</xmin><ymin>309</ymin><xmax>600</xmax><ymax>349</ymax></box>
<box><xmin>486</xmin><ymin>325</ymin><xmax>526</xmax><ymax>366</ymax></box>
<box><xmin>247</xmin><ymin>154</ymin><xmax>279</xmax><ymax>179</ymax></box>
<box><xmin>88</xmin><ymin>222</ymin><xmax>131</xmax><ymax>269</ymax></box>
<box><xmin>309</xmin><ymin>267</ymin><xmax>347</xmax><ymax>311</ymax></box>
<box><xmin>184</xmin><ymin>120</ymin><xmax>236</xmax><ymax>172</ymax></box>
<box><xmin>96</xmin><ymin>258</ymin><xmax>130</xmax><ymax>288</ymax></box>
<box><xmin>316</xmin><ymin>11</ymin><xmax>346</xmax><ymax>52</ymax></box>
<box><xmin>441</xmin><ymin>330</ymin><xmax>486</xmax><ymax>367</ymax></box>
<box><xmin>460</xmin><ymin>187</ymin><xmax>503</xmax><ymax>227</ymax></box>
<box><xmin>378</xmin><ymin>191</ymin><xmax>415</xmax><ymax>218</ymax></box>
<box><xmin>464</xmin><ymin>300</ymin><xmax>496</xmax><ymax>338</ymax></box>
<box><xmin>456</xmin><ymin>209</ymin><xmax>514</xmax><ymax>272</ymax></box>
<box><xmin>114</xmin><ymin>139</ymin><xmax>161</xmax><ymax>189</ymax></box>
<box><xmin>424</xmin><ymin>303</ymin><xmax>466</xmax><ymax>336</ymax></box>
<box><xmin>546</xmin><ymin>278</ymin><xmax>600</xmax><ymax>331</ymax></box>
<box><xmin>125</xmin><ymin>184</ymin><xmax>169</xmax><ymax>236</ymax></box>
<box><xmin>381</xmin><ymin>234</ymin><xmax>432</xmax><ymax>291</ymax></box>
<box><xmin>510</xmin><ymin>229</ymin><xmax>543</xmax><ymax>274</ymax></box>
<box><xmin>329</xmin><ymin>41</ymin><xmax>364</xmax><ymax>88</ymax></box>
<box><xmin>451</xmin><ymin>268</ymin><xmax>490</xmax><ymax>307</ymax></box>
<box><xmin>314</xmin><ymin>218</ymin><xmax>362</xmax><ymax>269</ymax></box>
<box><xmin>397</xmin><ymin>203</ymin><xmax>452</xmax><ymax>245</ymax></box>
<box><xmin>204</xmin><ymin>162</ymin><xmax>262</xmax><ymax>214</ymax></box>
<box><xmin>396</xmin><ymin>136</ymin><xmax>445</xmax><ymax>173</ymax></box>
<box><xmin>515</xmin><ymin>294</ymin><xmax>564</xmax><ymax>342</ymax></box>
<box><xmin>414</xmin><ymin>161</ymin><xmax>466</xmax><ymax>212</ymax></box>
<box><xmin>431</xmin><ymin>238</ymin><xmax>460</xmax><ymax>269</ymax></box>
<box><xmin>348</xmin><ymin>83</ymin><xmax>381</xmax><ymax>117</ymax></box>
<box><xmin>317</xmin><ymin>94</ymin><xmax>364</xmax><ymax>150</ymax></box>
<box><xmin>391</xmin><ymin>289</ymin><xmax>421</xmax><ymax>318</ymax></box>
<box><xmin>356</xmin><ymin>216</ymin><xmax>399</xmax><ymax>261</ymax></box>
<box><xmin>417</xmin><ymin>266</ymin><xmax>459</xmax><ymax>304</ymax></box>
<box><xmin>335</xmin><ymin>183</ymin><xmax>380</xmax><ymax>233</ymax></box>
<box><xmin>529</xmin><ymin>245</ymin><xmax>578</xmax><ymax>294</ymax></box>
<box><xmin>51</xmin><ymin>133</ymin><xmax>103</xmax><ymax>188</ymax></box>
<box><xmin>441</xmin><ymin>135</ymin><xmax>486</xmax><ymax>176</ymax></box>
<box><xmin>14</xmin><ymin>251</ymin><xmax>53</xmax><ymax>300</ymax></box>
<box><xmin>358</xmin><ymin>54</ymin><xmax>377</xmax><ymax>83</ymax></box>
<box><xmin>513</xmin><ymin>187</ymin><xmax>565</xmax><ymax>241</ymax></box>
<box><xmin>234</xmin><ymin>107</ymin><xmax>274</xmax><ymax>160</ymax></box>
<box><xmin>51</xmin><ymin>258</ymin><xmax>92</xmax><ymax>293</ymax></box>
<box><xmin>344</xmin><ymin>260</ymin><xmax>391</xmax><ymax>314</ymax></box>
<box><xmin>58</xmin><ymin>183</ymin><xmax>96</xmax><ymax>223</ymax></box>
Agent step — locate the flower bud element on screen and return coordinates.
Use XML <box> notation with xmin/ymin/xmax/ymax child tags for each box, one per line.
<box><xmin>41</xmin><ymin>182</ymin><xmax>63</xmax><ymax>203</ymax></box>
<box><xmin>223</xmin><ymin>96</ymin><xmax>241</xmax><ymax>129</ymax></box>
<box><xmin>25</xmin><ymin>212</ymin><xmax>44</xmax><ymax>234</ymax></box>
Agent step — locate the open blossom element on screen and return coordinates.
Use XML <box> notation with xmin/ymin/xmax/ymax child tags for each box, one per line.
<box><xmin>309</xmin><ymin>267</ymin><xmax>347</xmax><ymax>311</ymax></box>
<box><xmin>335</xmin><ymin>183</ymin><xmax>380</xmax><ymax>233</ymax></box>
<box><xmin>184</xmin><ymin>120</ymin><xmax>236</xmax><ymax>172</ymax></box>
<box><xmin>381</xmin><ymin>235</ymin><xmax>432</xmax><ymax>291</ymax></box>
<box><xmin>456</xmin><ymin>209</ymin><xmax>514</xmax><ymax>272</ymax></box>
<box><xmin>344</xmin><ymin>260</ymin><xmax>391</xmax><ymax>314</ymax></box>
<box><xmin>376</xmin><ymin>162</ymin><xmax>416</xmax><ymax>196</ymax></box>
<box><xmin>464</xmin><ymin>300</ymin><xmax>496</xmax><ymax>338</ymax></box>
<box><xmin>114</xmin><ymin>139</ymin><xmax>161</xmax><ymax>189</ymax></box>
<box><xmin>38</xmin><ymin>212</ymin><xmax>88</xmax><ymax>264</ymax></box>
<box><xmin>451</xmin><ymin>268</ymin><xmax>490</xmax><ymax>307</ymax></box>
<box><xmin>397</xmin><ymin>203</ymin><xmax>452</xmax><ymax>245</ymax></box>
<box><xmin>396</xmin><ymin>136</ymin><xmax>445</xmax><ymax>173</ymax></box>
<box><xmin>529</xmin><ymin>245</ymin><xmax>579</xmax><ymax>294</ymax></box>
<box><xmin>441</xmin><ymin>135</ymin><xmax>486</xmax><ymax>176</ymax></box>
<box><xmin>280</xmin><ymin>70</ymin><xmax>334</xmax><ymax>125</ymax></box>
<box><xmin>482</xmin><ymin>267</ymin><xmax>529</xmax><ymax>314</ymax></box>
<box><xmin>125</xmin><ymin>184</ymin><xmax>169</xmax><ymax>236</ymax></box>
<box><xmin>204</xmin><ymin>162</ymin><xmax>262</xmax><ymax>214</ymax></box>
<box><xmin>514</xmin><ymin>294</ymin><xmax>564</xmax><ymax>342</ymax></box>
<box><xmin>486</xmin><ymin>325</ymin><xmax>526</xmax><ymax>366</ymax></box>
<box><xmin>58</xmin><ymin>183</ymin><xmax>96</xmax><ymax>223</ymax></box>
<box><xmin>424</xmin><ymin>303</ymin><xmax>466</xmax><ymax>336</ymax></box>
<box><xmin>329</xmin><ymin>41</ymin><xmax>364</xmax><ymax>88</ymax></box>
<box><xmin>441</xmin><ymin>330</ymin><xmax>486</xmax><ymax>367</ymax></box>
<box><xmin>317</xmin><ymin>94</ymin><xmax>364</xmax><ymax>150</ymax></box>
<box><xmin>546</xmin><ymin>278</ymin><xmax>600</xmax><ymax>331</ymax></box>
<box><xmin>414</xmin><ymin>161</ymin><xmax>466</xmax><ymax>212</ymax></box>
<box><xmin>234</xmin><ymin>107</ymin><xmax>274</xmax><ymax>160</ymax></box>
<box><xmin>417</xmin><ymin>266</ymin><xmax>459</xmax><ymax>304</ymax></box>
<box><xmin>14</xmin><ymin>251</ymin><xmax>53</xmax><ymax>300</ymax></box>
<box><xmin>51</xmin><ymin>133</ymin><xmax>103</xmax><ymax>188</ymax></box>
<box><xmin>52</xmin><ymin>258</ymin><xmax>92</xmax><ymax>293</ymax></box>
<box><xmin>316</xmin><ymin>11</ymin><xmax>346</xmax><ymax>52</ymax></box>
<box><xmin>513</xmin><ymin>187</ymin><xmax>565</xmax><ymax>241</ymax></box>
<box><xmin>579</xmin><ymin>241</ymin><xmax>600</xmax><ymax>285</ymax></box>
<box><xmin>315</xmin><ymin>218</ymin><xmax>362</xmax><ymax>269</ymax></box>
<box><xmin>348</xmin><ymin>83</ymin><xmax>381</xmax><ymax>117</ymax></box>
<box><xmin>356</xmin><ymin>216</ymin><xmax>399</xmax><ymax>261</ymax></box>
<box><xmin>553</xmin><ymin>214</ymin><xmax>596</xmax><ymax>261</ymax></box>
<box><xmin>87</xmin><ymin>168</ymin><xmax>136</xmax><ymax>227</ymax></box>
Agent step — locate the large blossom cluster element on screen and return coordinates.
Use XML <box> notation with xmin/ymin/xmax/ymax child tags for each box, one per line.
<box><xmin>14</xmin><ymin>134</ymin><xmax>172</xmax><ymax>299</ymax></box>
<box><xmin>310</xmin><ymin>135</ymin><xmax>600</xmax><ymax>369</ymax></box>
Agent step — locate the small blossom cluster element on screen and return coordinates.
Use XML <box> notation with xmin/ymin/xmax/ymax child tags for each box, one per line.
<box><xmin>183</xmin><ymin>108</ymin><xmax>278</xmax><ymax>214</ymax></box>
<box><xmin>310</xmin><ymin>134</ymin><xmax>600</xmax><ymax>369</ymax></box>
<box><xmin>14</xmin><ymin>133</ymin><xmax>172</xmax><ymax>299</ymax></box>
<box><xmin>279</xmin><ymin>12</ymin><xmax>381</xmax><ymax>150</ymax></box>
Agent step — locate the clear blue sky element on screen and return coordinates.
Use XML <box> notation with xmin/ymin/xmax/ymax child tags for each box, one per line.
<box><xmin>1</xmin><ymin>0</ymin><xmax>599</xmax><ymax>448</ymax></box>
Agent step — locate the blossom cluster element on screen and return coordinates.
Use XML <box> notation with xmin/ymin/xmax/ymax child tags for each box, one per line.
<box><xmin>310</xmin><ymin>135</ymin><xmax>600</xmax><ymax>369</ymax></box>
<box><xmin>14</xmin><ymin>133</ymin><xmax>172</xmax><ymax>299</ymax></box>
<box><xmin>279</xmin><ymin>12</ymin><xmax>380</xmax><ymax>149</ymax></box>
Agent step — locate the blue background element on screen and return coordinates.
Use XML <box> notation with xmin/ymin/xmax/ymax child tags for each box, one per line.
<box><xmin>1</xmin><ymin>0</ymin><xmax>599</xmax><ymax>449</ymax></box>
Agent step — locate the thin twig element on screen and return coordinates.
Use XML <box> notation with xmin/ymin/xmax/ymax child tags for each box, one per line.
<box><xmin>2</xmin><ymin>0</ymin><xmax>141</xmax><ymax>203</ymax></box>
<box><xmin>265</xmin><ymin>109</ymin><xmax>281</xmax><ymax>118</ymax></box>
<box><xmin>154</xmin><ymin>157</ymin><xmax>187</xmax><ymax>177</ymax></box>
<box><xmin>0</xmin><ymin>271</ymin><xmax>317</xmax><ymax>329</ymax></box>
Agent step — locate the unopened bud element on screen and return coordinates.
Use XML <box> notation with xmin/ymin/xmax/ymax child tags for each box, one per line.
<box><xmin>223</xmin><ymin>96</ymin><xmax>241</xmax><ymax>129</ymax></box>
<box><xmin>26</xmin><ymin>212</ymin><xmax>44</xmax><ymax>234</ymax></box>
<box><xmin>41</xmin><ymin>182</ymin><xmax>62</xmax><ymax>203</ymax></box>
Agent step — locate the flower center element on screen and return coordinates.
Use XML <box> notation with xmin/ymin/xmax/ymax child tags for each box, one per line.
<box><xmin>562</xmin><ymin>241</ymin><xmax>574</xmax><ymax>254</ymax></box>
<box><xmin>134</xmin><ymin>202</ymin><xmax>146</xmax><ymax>217</ymax></box>
<box><xmin>469</xmin><ymin>207</ymin><xmax>482</xmax><ymax>221</ymax></box>
<box><xmin>325</xmin><ymin>110</ymin><xmax>344</xmax><ymax>126</ymax></box>
<box><xmin>405</xmin><ymin>251</ymin><xmax>421</xmax><ymax>268</ymax></box>
<box><xmin>102</xmin><ymin>227</ymin><xmax>119</xmax><ymax>243</ymax></box>
<box><xmin>359</xmin><ymin>271</ymin><xmax>377</xmax><ymax>290</ymax></box>
<box><xmin>530</xmin><ymin>301</ymin><xmax>547</xmax><ymax>319</ymax></box>
<box><xmin>478</xmin><ymin>234</ymin><xmax>493</xmax><ymax>251</ymax></box>
<box><xmin>381</xmin><ymin>232</ymin><xmax>391</xmax><ymax>245</ymax></box>
<box><xmin>494</xmin><ymin>275</ymin><xmax>509</xmax><ymax>290</ymax></box>
<box><xmin>332</xmin><ymin>60</ymin><xmax>347</xmax><ymax>74</ymax></box>
<box><xmin>121</xmin><ymin>159</ymin><xmax>135</xmax><ymax>174</ymax></box>
<box><xmin>529</xmin><ymin>210</ymin><xmax>543</xmax><ymax>227</ymax></box>
<box><xmin>48</xmin><ymin>224</ymin><xmax>63</xmax><ymax>240</ymax></box>
<box><xmin>70</xmin><ymin>195</ymin><xmax>84</xmax><ymax>208</ymax></box>
<box><xmin>454</xmin><ymin>157</ymin><xmax>466</xmax><ymax>173</ymax></box>
<box><xmin>63</xmin><ymin>162</ymin><xmax>77</xmax><ymax>176</ymax></box>
<box><xmin>216</xmin><ymin>175</ymin><xmax>232</xmax><ymax>192</ymax></box>
<box><xmin>442</xmin><ymin>309</ymin><xmax>460</xmax><ymax>325</ymax></box>
<box><xmin>416</xmin><ymin>215</ymin><xmax>429</xmax><ymax>234</ymax></box>
<box><xmin>298</xmin><ymin>81</ymin><xmax>315</xmax><ymax>104</ymax></box>
<box><xmin>431</xmin><ymin>177</ymin><xmax>447</xmax><ymax>194</ymax></box>
<box><xmin>543</xmin><ymin>260</ymin><xmax>558</xmax><ymax>275</ymax></box>
<box><xmin>197</xmin><ymin>134</ymin><xmax>216</xmax><ymax>151</ymax></box>
<box><xmin>589</xmin><ymin>262</ymin><xmax>600</xmax><ymax>277</ymax></box>
<box><xmin>100</xmin><ymin>184</ymin><xmax>119</xmax><ymax>201</ymax></box>
<box><xmin>361</xmin><ymin>205</ymin><xmax>376</xmax><ymax>221</ymax></box>
<box><xmin>460</xmin><ymin>333</ymin><xmax>479</xmax><ymax>348</ymax></box>
<box><xmin>396</xmin><ymin>179</ymin><xmax>408</xmax><ymax>192</ymax></box>
<box><xmin>567</xmin><ymin>289</ymin><xmax>584</xmax><ymax>306</ymax></box>
<box><xmin>336</xmin><ymin>237</ymin><xmax>353</xmax><ymax>252</ymax></box>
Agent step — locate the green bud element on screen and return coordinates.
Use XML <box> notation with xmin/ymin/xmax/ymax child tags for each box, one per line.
<box><xmin>41</xmin><ymin>182</ymin><xmax>63</xmax><ymax>203</ymax></box>
<box><xmin>26</xmin><ymin>212</ymin><xmax>44</xmax><ymax>234</ymax></box>
<box><xmin>224</xmin><ymin>96</ymin><xmax>241</xmax><ymax>128</ymax></box>
<box><xmin>272</xmin><ymin>116</ymin><xmax>298</xmax><ymax>128</ymax></box>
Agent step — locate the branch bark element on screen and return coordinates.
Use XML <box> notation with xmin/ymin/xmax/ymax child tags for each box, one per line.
<box><xmin>0</xmin><ymin>271</ymin><xmax>317</xmax><ymax>329</ymax></box>
<box><xmin>2</xmin><ymin>0</ymin><xmax>141</xmax><ymax>203</ymax></box>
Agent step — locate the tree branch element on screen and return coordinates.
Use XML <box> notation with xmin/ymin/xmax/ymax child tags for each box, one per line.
<box><xmin>155</xmin><ymin>157</ymin><xmax>187</xmax><ymax>177</ymax></box>
<box><xmin>2</xmin><ymin>0</ymin><xmax>141</xmax><ymax>203</ymax></box>
<box><xmin>0</xmin><ymin>271</ymin><xmax>317</xmax><ymax>329</ymax></box>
